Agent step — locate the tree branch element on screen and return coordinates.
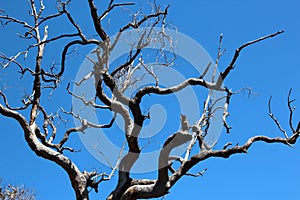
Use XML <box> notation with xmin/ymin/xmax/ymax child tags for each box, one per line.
<box><xmin>0</xmin><ymin>103</ymin><xmax>89</xmax><ymax>199</ymax></box>
<box><xmin>217</xmin><ymin>31</ymin><xmax>284</xmax><ymax>86</ymax></box>
<box><xmin>100</xmin><ymin>2</ymin><xmax>135</xmax><ymax>21</ymax></box>
<box><xmin>87</xmin><ymin>0</ymin><xmax>110</xmax><ymax>41</ymax></box>
<box><xmin>134</xmin><ymin>77</ymin><xmax>223</xmax><ymax>104</ymax></box>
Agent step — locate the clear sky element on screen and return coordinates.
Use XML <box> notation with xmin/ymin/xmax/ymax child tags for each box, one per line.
<box><xmin>0</xmin><ymin>0</ymin><xmax>300</xmax><ymax>200</ymax></box>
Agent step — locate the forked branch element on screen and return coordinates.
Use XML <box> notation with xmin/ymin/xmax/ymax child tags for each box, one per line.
<box><xmin>217</xmin><ymin>31</ymin><xmax>284</xmax><ymax>86</ymax></box>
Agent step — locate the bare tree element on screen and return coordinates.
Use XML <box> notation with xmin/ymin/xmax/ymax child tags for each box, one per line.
<box><xmin>0</xmin><ymin>178</ymin><xmax>35</xmax><ymax>200</ymax></box>
<box><xmin>0</xmin><ymin>1</ymin><xmax>299</xmax><ymax>200</ymax></box>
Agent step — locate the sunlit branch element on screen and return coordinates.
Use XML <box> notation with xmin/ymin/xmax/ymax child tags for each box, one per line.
<box><xmin>59</xmin><ymin>108</ymin><xmax>116</xmax><ymax>149</ymax></box>
<box><xmin>268</xmin><ymin>96</ymin><xmax>289</xmax><ymax>139</ymax></box>
<box><xmin>67</xmin><ymin>83</ymin><xmax>110</xmax><ymax>109</ymax></box>
<box><xmin>110</xmin><ymin>5</ymin><xmax>169</xmax><ymax>51</ymax></box>
<box><xmin>0</xmin><ymin>91</ymin><xmax>31</xmax><ymax>110</ymax></box>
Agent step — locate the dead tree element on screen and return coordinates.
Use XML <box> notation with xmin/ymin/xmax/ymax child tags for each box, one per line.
<box><xmin>0</xmin><ymin>1</ymin><xmax>299</xmax><ymax>200</ymax></box>
<box><xmin>0</xmin><ymin>178</ymin><xmax>36</xmax><ymax>200</ymax></box>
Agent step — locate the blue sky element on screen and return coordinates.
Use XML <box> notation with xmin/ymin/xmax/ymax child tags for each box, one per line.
<box><xmin>1</xmin><ymin>0</ymin><xmax>300</xmax><ymax>200</ymax></box>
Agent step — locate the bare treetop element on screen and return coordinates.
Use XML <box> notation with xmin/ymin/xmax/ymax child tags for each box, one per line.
<box><xmin>0</xmin><ymin>1</ymin><xmax>299</xmax><ymax>200</ymax></box>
